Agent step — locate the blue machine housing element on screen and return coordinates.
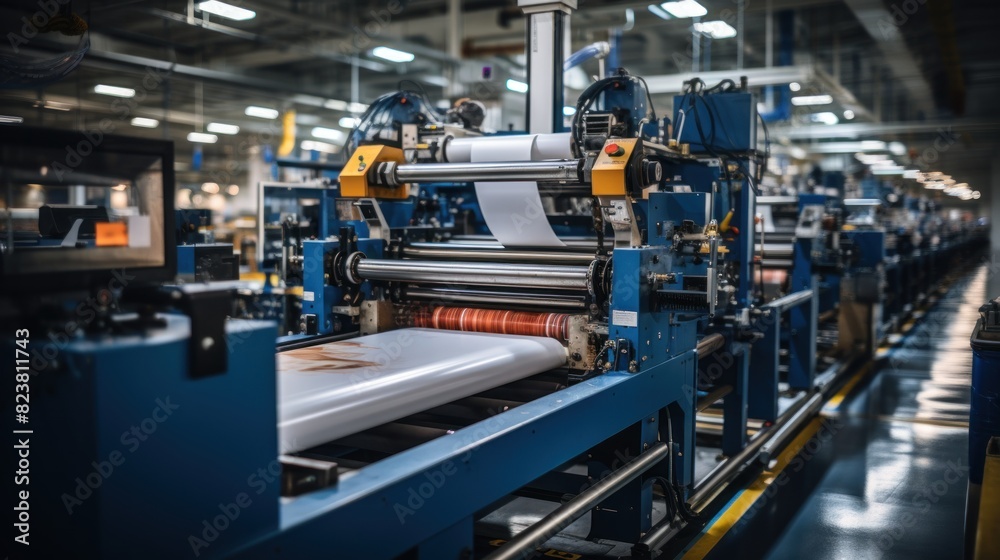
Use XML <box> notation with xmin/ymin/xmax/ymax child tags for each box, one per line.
<box><xmin>31</xmin><ymin>316</ymin><xmax>278</xmax><ymax>559</ymax></box>
<box><xmin>673</xmin><ymin>91</ymin><xmax>757</xmax><ymax>154</ymax></box>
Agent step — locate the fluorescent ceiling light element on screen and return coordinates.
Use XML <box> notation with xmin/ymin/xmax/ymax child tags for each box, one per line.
<box><xmin>205</xmin><ymin>123</ymin><xmax>240</xmax><ymax>135</ymax></box>
<box><xmin>0</xmin><ymin>115</ymin><xmax>23</xmax><ymax>124</ymax></box>
<box><xmin>338</xmin><ymin>116</ymin><xmax>360</xmax><ymax>128</ymax></box>
<box><xmin>789</xmin><ymin>146</ymin><xmax>808</xmax><ymax>159</ymax></box>
<box><xmin>94</xmin><ymin>84</ymin><xmax>135</xmax><ymax>98</ymax></box>
<box><xmin>789</xmin><ymin>82</ymin><xmax>801</xmax><ymax>92</ymax></box>
<box><xmin>693</xmin><ymin>21</ymin><xmax>737</xmax><ymax>39</ymax></box>
<box><xmin>324</xmin><ymin>99</ymin><xmax>369</xmax><ymax>113</ymax></box>
<box><xmin>648</xmin><ymin>4</ymin><xmax>671</xmax><ymax>19</ymax></box>
<box><xmin>506</xmin><ymin>79</ymin><xmax>528</xmax><ymax>93</ymax></box>
<box><xmin>660</xmin><ymin>0</ymin><xmax>707</xmax><ymax>19</ymax></box>
<box><xmin>245</xmin><ymin>106</ymin><xmax>279</xmax><ymax>119</ymax></box>
<box><xmin>226</xmin><ymin>184</ymin><xmax>240</xmax><ymax>195</ymax></box>
<box><xmin>861</xmin><ymin>140</ymin><xmax>886</xmax><ymax>150</ymax></box>
<box><xmin>372</xmin><ymin>46</ymin><xmax>415</xmax><ymax>63</ymax></box>
<box><xmin>421</xmin><ymin>75</ymin><xmax>450</xmax><ymax>87</ymax></box>
<box><xmin>201</xmin><ymin>182</ymin><xmax>220</xmax><ymax>194</ymax></box>
<box><xmin>311</xmin><ymin>127</ymin><xmax>346</xmax><ymax>142</ymax></box>
<box><xmin>792</xmin><ymin>94</ymin><xmax>833</xmax><ymax>106</ymax></box>
<box><xmin>301</xmin><ymin>140</ymin><xmax>340</xmax><ymax>154</ymax></box>
<box><xmin>810</xmin><ymin>112</ymin><xmax>839</xmax><ymax>125</ymax></box>
<box><xmin>843</xmin><ymin>109</ymin><xmax>855</xmax><ymax>120</ymax></box>
<box><xmin>889</xmin><ymin>142</ymin><xmax>906</xmax><ymax>156</ymax></box>
<box><xmin>810</xmin><ymin>141</ymin><xmax>886</xmax><ymax>154</ymax></box>
<box><xmin>197</xmin><ymin>1</ymin><xmax>255</xmax><ymax>21</ymax></box>
<box><xmin>903</xmin><ymin>169</ymin><xmax>921</xmax><ymax>179</ymax></box>
<box><xmin>207</xmin><ymin>122</ymin><xmax>239</xmax><ymax>135</ymax></box>
<box><xmin>187</xmin><ymin>132</ymin><xmax>218</xmax><ymax>143</ymax></box>
<box><xmin>130</xmin><ymin>117</ymin><xmax>159</xmax><ymax>128</ymax></box>
<box><xmin>563</xmin><ymin>106</ymin><xmax>577</xmax><ymax>116</ymax></box>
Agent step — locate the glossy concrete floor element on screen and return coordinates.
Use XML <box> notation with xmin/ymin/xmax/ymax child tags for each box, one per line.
<box><xmin>763</xmin><ymin>264</ymin><xmax>987</xmax><ymax>560</ymax></box>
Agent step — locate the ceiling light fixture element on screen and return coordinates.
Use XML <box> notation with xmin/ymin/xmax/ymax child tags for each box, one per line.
<box><xmin>245</xmin><ymin>106</ymin><xmax>279</xmax><ymax>119</ymax></box>
<box><xmin>339</xmin><ymin>116</ymin><xmax>360</xmax><ymax>128</ymax></box>
<box><xmin>311</xmin><ymin>127</ymin><xmax>346</xmax><ymax>142</ymax></box>
<box><xmin>660</xmin><ymin>0</ymin><xmax>707</xmax><ymax>19</ymax></box>
<box><xmin>187</xmin><ymin>132</ymin><xmax>218</xmax><ymax>144</ymax></box>
<box><xmin>810</xmin><ymin>112</ymin><xmax>839</xmax><ymax>125</ymax></box>
<box><xmin>791</xmin><ymin>94</ymin><xmax>833</xmax><ymax>106</ymax></box>
<box><xmin>693</xmin><ymin>20</ymin><xmax>738</xmax><ymax>39</ymax></box>
<box><xmin>506</xmin><ymin>79</ymin><xmax>528</xmax><ymax>93</ymax></box>
<box><xmin>372</xmin><ymin>46</ymin><xmax>415</xmax><ymax>63</ymax></box>
<box><xmin>648</xmin><ymin>4</ymin><xmax>671</xmax><ymax>19</ymax></box>
<box><xmin>207</xmin><ymin>122</ymin><xmax>240</xmax><ymax>135</ymax></box>
<box><xmin>130</xmin><ymin>117</ymin><xmax>159</xmax><ymax>128</ymax></box>
<box><xmin>94</xmin><ymin>84</ymin><xmax>135</xmax><ymax>98</ymax></box>
<box><xmin>197</xmin><ymin>1</ymin><xmax>256</xmax><ymax>21</ymax></box>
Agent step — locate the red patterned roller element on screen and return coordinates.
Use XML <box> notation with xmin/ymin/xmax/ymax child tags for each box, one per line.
<box><xmin>407</xmin><ymin>306</ymin><xmax>569</xmax><ymax>341</ymax></box>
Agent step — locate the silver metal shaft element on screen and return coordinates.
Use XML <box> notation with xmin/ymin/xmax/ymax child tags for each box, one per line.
<box><xmin>484</xmin><ymin>442</ymin><xmax>669</xmax><ymax>560</ymax></box>
<box><xmin>765</xmin><ymin>289</ymin><xmax>815</xmax><ymax>313</ymax></box>
<box><xmin>381</xmin><ymin>159</ymin><xmax>581</xmax><ymax>186</ymax></box>
<box><xmin>404</xmin><ymin>243</ymin><xmax>595</xmax><ymax>265</ymax></box>
<box><xmin>405</xmin><ymin>287</ymin><xmax>588</xmax><ymax>310</ymax></box>
<box><xmin>353</xmin><ymin>258</ymin><xmax>592</xmax><ymax>291</ymax></box>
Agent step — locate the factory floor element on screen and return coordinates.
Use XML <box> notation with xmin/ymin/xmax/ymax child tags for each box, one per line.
<box><xmin>476</xmin><ymin>263</ymin><xmax>986</xmax><ymax>560</ymax></box>
<box><xmin>759</xmin><ymin>264</ymin><xmax>985</xmax><ymax>560</ymax></box>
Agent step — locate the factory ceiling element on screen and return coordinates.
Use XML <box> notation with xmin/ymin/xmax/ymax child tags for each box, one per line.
<box><xmin>1</xmin><ymin>0</ymin><xmax>997</xmax><ymax>205</ymax></box>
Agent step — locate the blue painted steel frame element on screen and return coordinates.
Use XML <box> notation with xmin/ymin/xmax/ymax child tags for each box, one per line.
<box><xmin>232</xmin><ymin>351</ymin><xmax>697</xmax><ymax>559</ymax></box>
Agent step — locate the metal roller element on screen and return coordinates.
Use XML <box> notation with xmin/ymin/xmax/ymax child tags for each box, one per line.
<box><xmin>372</xmin><ymin>159</ymin><xmax>582</xmax><ymax>187</ymax></box>
<box><xmin>754</xmin><ymin>243</ymin><xmax>794</xmax><ymax>259</ymax></box>
<box><xmin>403</xmin><ymin>243</ymin><xmax>595</xmax><ymax>265</ymax></box>
<box><xmin>350</xmin><ymin>254</ymin><xmax>594</xmax><ymax>291</ymax></box>
<box><xmin>404</xmin><ymin>287</ymin><xmax>588</xmax><ymax>311</ymax></box>
<box><xmin>400</xmin><ymin>305</ymin><xmax>571</xmax><ymax>341</ymax></box>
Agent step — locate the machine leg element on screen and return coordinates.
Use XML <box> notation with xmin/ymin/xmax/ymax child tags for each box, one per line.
<box><xmin>788</xmin><ymin>289</ymin><xmax>818</xmax><ymax>390</ymax></box>
<box><xmin>749</xmin><ymin>312</ymin><xmax>780</xmax><ymax>422</ymax></box>
<box><xmin>587</xmin><ymin>417</ymin><xmax>658</xmax><ymax>542</ymax></box>
<box><xmin>721</xmin><ymin>349</ymin><xmax>750</xmax><ymax>456</ymax></box>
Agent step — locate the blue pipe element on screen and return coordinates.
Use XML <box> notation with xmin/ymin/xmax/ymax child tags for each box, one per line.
<box><xmin>564</xmin><ymin>41</ymin><xmax>610</xmax><ymax>72</ymax></box>
<box><xmin>760</xmin><ymin>10</ymin><xmax>795</xmax><ymax>123</ymax></box>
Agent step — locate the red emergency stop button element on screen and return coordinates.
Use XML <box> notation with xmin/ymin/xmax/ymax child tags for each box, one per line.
<box><xmin>604</xmin><ymin>143</ymin><xmax>625</xmax><ymax>157</ymax></box>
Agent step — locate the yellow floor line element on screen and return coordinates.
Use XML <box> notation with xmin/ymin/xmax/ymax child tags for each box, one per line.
<box><xmin>683</xmin><ymin>417</ymin><xmax>825</xmax><ymax>560</ymax></box>
<box><xmin>873</xmin><ymin>415</ymin><xmax>969</xmax><ymax>428</ymax></box>
<box><xmin>822</xmin><ymin>362</ymin><xmax>872</xmax><ymax>411</ymax></box>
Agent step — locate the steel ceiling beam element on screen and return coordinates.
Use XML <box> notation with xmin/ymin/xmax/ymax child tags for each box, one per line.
<box><xmin>841</xmin><ymin>0</ymin><xmax>936</xmax><ymax>116</ymax></box>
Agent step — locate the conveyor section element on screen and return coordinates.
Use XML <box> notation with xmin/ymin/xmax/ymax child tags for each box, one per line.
<box><xmin>277</xmin><ymin>328</ymin><xmax>567</xmax><ymax>453</ymax></box>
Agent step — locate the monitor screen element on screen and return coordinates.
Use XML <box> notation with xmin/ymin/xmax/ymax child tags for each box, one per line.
<box><xmin>0</xmin><ymin>126</ymin><xmax>175</xmax><ymax>290</ymax></box>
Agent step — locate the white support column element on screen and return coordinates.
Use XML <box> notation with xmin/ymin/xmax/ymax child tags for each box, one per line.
<box><xmin>518</xmin><ymin>0</ymin><xmax>576</xmax><ymax>134</ymax></box>
<box><xmin>989</xmin><ymin>149</ymin><xmax>1000</xmax><ymax>298</ymax></box>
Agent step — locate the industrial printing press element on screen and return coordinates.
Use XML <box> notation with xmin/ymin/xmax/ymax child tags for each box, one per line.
<box><xmin>2</xmin><ymin>3</ymin><xmax>987</xmax><ymax>559</ymax></box>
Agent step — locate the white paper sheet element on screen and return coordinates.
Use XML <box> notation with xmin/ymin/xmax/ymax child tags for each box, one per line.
<box><xmin>470</xmin><ymin>133</ymin><xmax>573</xmax><ymax>248</ymax></box>
<box><xmin>277</xmin><ymin>328</ymin><xmax>566</xmax><ymax>453</ymax></box>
